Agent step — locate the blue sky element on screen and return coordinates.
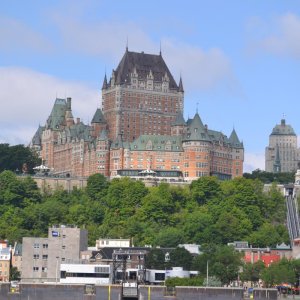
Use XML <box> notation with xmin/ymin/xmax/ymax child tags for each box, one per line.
<box><xmin>0</xmin><ymin>0</ymin><xmax>300</xmax><ymax>172</ymax></box>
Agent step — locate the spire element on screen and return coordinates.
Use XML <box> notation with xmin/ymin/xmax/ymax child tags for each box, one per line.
<box><xmin>229</xmin><ymin>128</ymin><xmax>243</xmax><ymax>148</ymax></box>
<box><xmin>126</xmin><ymin>36</ymin><xmax>128</xmax><ymax>52</ymax></box>
<box><xmin>102</xmin><ymin>73</ymin><xmax>108</xmax><ymax>90</ymax></box>
<box><xmin>273</xmin><ymin>144</ymin><xmax>281</xmax><ymax>173</ymax></box>
<box><xmin>159</xmin><ymin>40</ymin><xmax>162</xmax><ymax>56</ymax></box>
<box><xmin>178</xmin><ymin>76</ymin><xmax>184</xmax><ymax>92</ymax></box>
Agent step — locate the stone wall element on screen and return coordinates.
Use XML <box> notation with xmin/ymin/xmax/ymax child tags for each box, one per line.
<box><xmin>0</xmin><ymin>283</ymin><xmax>277</xmax><ymax>300</ymax></box>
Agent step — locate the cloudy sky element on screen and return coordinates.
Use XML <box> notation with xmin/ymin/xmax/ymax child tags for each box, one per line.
<box><xmin>1</xmin><ymin>0</ymin><xmax>300</xmax><ymax>172</ymax></box>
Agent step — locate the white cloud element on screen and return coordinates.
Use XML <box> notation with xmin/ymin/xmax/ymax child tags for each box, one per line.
<box><xmin>244</xmin><ymin>152</ymin><xmax>265</xmax><ymax>173</ymax></box>
<box><xmin>249</xmin><ymin>13</ymin><xmax>300</xmax><ymax>59</ymax></box>
<box><xmin>0</xmin><ymin>67</ymin><xmax>99</xmax><ymax>145</ymax></box>
<box><xmin>50</xmin><ymin>15</ymin><xmax>238</xmax><ymax>93</ymax></box>
<box><xmin>0</xmin><ymin>16</ymin><xmax>52</xmax><ymax>52</ymax></box>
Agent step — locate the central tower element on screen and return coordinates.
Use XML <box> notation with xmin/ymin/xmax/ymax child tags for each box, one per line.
<box><xmin>101</xmin><ymin>49</ymin><xmax>184</xmax><ymax>142</ymax></box>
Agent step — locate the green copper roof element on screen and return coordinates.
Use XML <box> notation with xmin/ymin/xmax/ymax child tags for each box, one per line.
<box><xmin>172</xmin><ymin>112</ymin><xmax>186</xmax><ymax>126</ymax></box>
<box><xmin>98</xmin><ymin>129</ymin><xmax>108</xmax><ymax>141</ymax></box>
<box><xmin>271</xmin><ymin>119</ymin><xmax>296</xmax><ymax>136</ymax></box>
<box><xmin>229</xmin><ymin>128</ymin><xmax>243</xmax><ymax>148</ymax></box>
<box><xmin>31</xmin><ymin>125</ymin><xmax>44</xmax><ymax>145</ymax></box>
<box><xmin>91</xmin><ymin>108</ymin><xmax>106</xmax><ymax>123</ymax></box>
<box><xmin>131</xmin><ymin>135</ymin><xmax>183</xmax><ymax>151</ymax></box>
<box><xmin>69</xmin><ymin>123</ymin><xmax>92</xmax><ymax>141</ymax></box>
<box><xmin>183</xmin><ymin>113</ymin><xmax>210</xmax><ymax>142</ymax></box>
<box><xmin>46</xmin><ymin>98</ymin><xmax>67</xmax><ymax>130</ymax></box>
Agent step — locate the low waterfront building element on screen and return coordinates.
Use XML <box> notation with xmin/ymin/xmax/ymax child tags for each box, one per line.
<box><xmin>60</xmin><ymin>263</ymin><xmax>110</xmax><ymax>285</ymax></box>
<box><xmin>0</xmin><ymin>246</ymin><xmax>11</xmax><ymax>282</ymax></box>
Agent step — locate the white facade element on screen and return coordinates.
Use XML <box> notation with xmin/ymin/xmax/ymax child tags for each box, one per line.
<box><xmin>60</xmin><ymin>263</ymin><xmax>110</xmax><ymax>285</ymax></box>
<box><xmin>96</xmin><ymin>238</ymin><xmax>131</xmax><ymax>249</ymax></box>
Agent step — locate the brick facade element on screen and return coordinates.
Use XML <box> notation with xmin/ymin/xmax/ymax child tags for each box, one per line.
<box><xmin>30</xmin><ymin>49</ymin><xmax>244</xmax><ymax>181</ymax></box>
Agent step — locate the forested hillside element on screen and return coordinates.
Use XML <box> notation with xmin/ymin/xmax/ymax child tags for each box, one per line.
<box><xmin>0</xmin><ymin>171</ymin><xmax>289</xmax><ymax>247</ymax></box>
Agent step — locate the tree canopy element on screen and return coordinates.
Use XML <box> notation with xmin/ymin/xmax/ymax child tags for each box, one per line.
<box><xmin>0</xmin><ymin>172</ymin><xmax>289</xmax><ymax>249</ymax></box>
<box><xmin>0</xmin><ymin>144</ymin><xmax>41</xmax><ymax>174</ymax></box>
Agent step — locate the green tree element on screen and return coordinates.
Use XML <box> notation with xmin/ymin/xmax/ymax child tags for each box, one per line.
<box><xmin>169</xmin><ymin>247</ymin><xmax>193</xmax><ymax>271</ymax></box>
<box><xmin>248</xmin><ymin>223</ymin><xmax>282</xmax><ymax>247</ymax></box>
<box><xmin>261</xmin><ymin>259</ymin><xmax>296</xmax><ymax>287</ymax></box>
<box><xmin>154</xmin><ymin>227</ymin><xmax>184</xmax><ymax>247</ymax></box>
<box><xmin>10</xmin><ymin>266</ymin><xmax>21</xmax><ymax>281</ymax></box>
<box><xmin>240</xmin><ymin>261</ymin><xmax>265</xmax><ymax>284</ymax></box>
<box><xmin>214</xmin><ymin>206</ymin><xmax>252</xmax><ymax>244</ymax></box>
<box><xmin>145</xmin><ymin>248</ymin><xmax>166</xmax><ymax>269</ymax></box>
<box><xmin>190</xmin><ymin>176</ymin><xmax>221</xmax><ymax>205</ymax></box>
<box><xmin>0</xmin><ymin>144</ymin><xmax>41</xmax><ymax>174</ymax></box>
<box><xmin>86</xmin><ymin>173</ymin><xmax>109</xmax><ymax>201</ymax></box>
<box><xmin>192</xmin><ymin>244</ymin><xmax>243</xmax><ymax>285</ymax></box>
<box><xmin>210</xmin><ymin>245</ymin><xmax>243</xmax><ymax>285</ymax></box>
<box><xmin>183</xmin><ymin>207</ymin><xmax>214</xmax><ymax>244</ymax></box>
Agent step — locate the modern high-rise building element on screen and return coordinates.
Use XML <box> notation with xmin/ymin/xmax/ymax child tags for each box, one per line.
<box><xmin>265</xmin><ymin>118</ymin><xmax>299</xmax><ymax>173</ymax></box>
<box><xmin>30</xmin><ymin>49</ymin><xmax>244</xmax><ymax>181</ymax></box>
<box><xmin>21</xmin><ymin>225</ymin><xmax>88</xmax><ymax>283</ymax></box>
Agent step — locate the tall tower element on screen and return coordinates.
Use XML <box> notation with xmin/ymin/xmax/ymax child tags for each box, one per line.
<box><xmin>102</xmin><ymin>49</ymin><xmax>184</xmax><ymax>142</ymax></box>
<box><xmin>265</xmin><ymin>118</ymin><xmax>299</xmax><ymax>172</ymax></box>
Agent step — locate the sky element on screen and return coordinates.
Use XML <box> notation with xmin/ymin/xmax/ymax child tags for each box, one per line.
<box><xmin>0</xmin><ymin>0</ymin><xmax>300</xmax><ymax>172</ymax></box>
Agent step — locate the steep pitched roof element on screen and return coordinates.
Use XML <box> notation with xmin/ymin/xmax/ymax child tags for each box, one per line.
<box><xmin>172</xmin><ymin>112</ymin><xmax>186</xmax><ymax>126</ymax></box>
<box><xmin>184</xmin><ymin>113</ymin><xmax>210</xmax><ymax>142</ymax></box>
<box><xmin>229</xmin><ymin>128</ymin><xmax>243</xmax><ymax>148</ymax></box>
<box><xmin>91</xmin><ymin>108</ymin><xmax>106</xmax><ymax>123</ymax></box>
<box><xmin>31</xmin><ymin>125</ymin><xmax>44</xmax><ymax>145</ymax></box>
<box><xmin>111</xmin><ymin>50</ymin><xmax>178</xmax><ymax>89</ymax></box>
<box><xmin>46</xmin><ymin>98</ymin><xmax>67</xmax><ymax>130</ymax></box>
<box><xmin>111</xmin><ymin>134</ymin><xmax>124</xmax><ymax>149</ymax></box>
<box><xmin>69</xmin><ymin>123</ymin><xmax>92</xmax><ymax>142</ymax></box>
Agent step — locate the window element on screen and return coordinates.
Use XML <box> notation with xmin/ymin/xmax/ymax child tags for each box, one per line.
<box><xmin>95</xmin><ymin>266</ymin><xmax>110</xmax><ymax>273</ymax></box>
<box><xmin>42</xmin><ymin>255</ymin><xmax>48</xmax><ymax>260</ymax></box>
<box><xmin>33</xmin><ymin>267</ymin><xmax>39</xmax><ymax>272</ymax></box>
<box><xmin>43</xmin><ymin>244</ymin><xmax>48</xmax><ymax>249</ymax></box>
<box><xmin>33</xmin><ymin>243</ymin><xmax>39</xmax><ymax>249</ymax></box>
<box><xmin>42</xmin><ymin>267</ymin><xmax>47</xmax><ymax>272</ymax></box>
<box><xmin>33</xmin><ymin>254</ymin><xmax>39</xmax><ymax>259</ymax></box>
<box><xmin>62</xmin><ymin>245</ymin><xmax>66</xmax><ymax>249</ymax></box>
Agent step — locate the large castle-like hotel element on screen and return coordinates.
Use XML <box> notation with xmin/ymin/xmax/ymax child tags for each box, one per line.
<box><xmin>30</xmin><ymin>49</ymin><xmax>244</xmax><ymax>182</ymax></box>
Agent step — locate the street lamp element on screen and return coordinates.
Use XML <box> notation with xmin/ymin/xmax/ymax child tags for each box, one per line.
<box><xmin>55</xmin><ymin>256</ymin><xmax>59</xmax><ymax>284</ymax></box>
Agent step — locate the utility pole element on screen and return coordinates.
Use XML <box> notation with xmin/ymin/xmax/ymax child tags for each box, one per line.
<box><xmin>206</xmin><ymin>260</ymin><xmax>209</xmax><ymax>287</ymax></box>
